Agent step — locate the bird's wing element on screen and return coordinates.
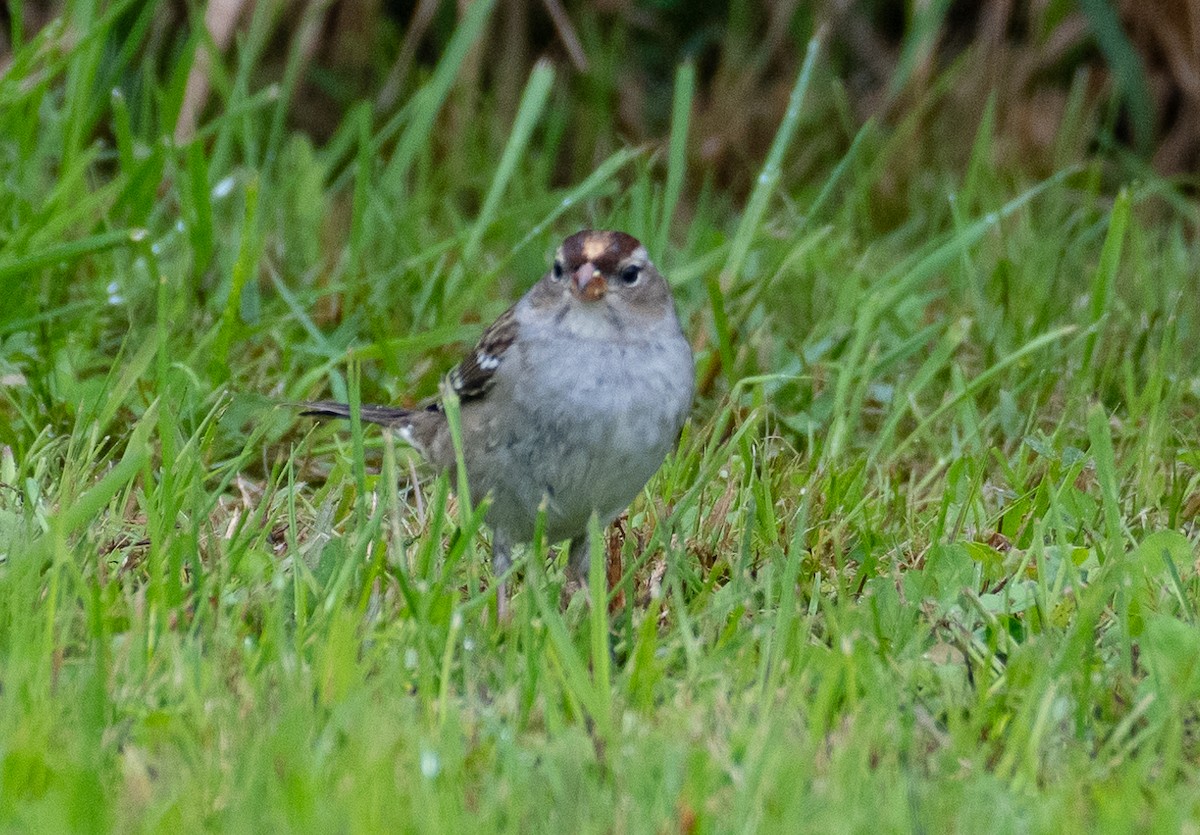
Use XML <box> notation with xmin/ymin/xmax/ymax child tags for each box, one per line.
<box><xmin>446</xmin><ymin>303</ymin><xmax>520</xmax><ymax>402</ymax></box>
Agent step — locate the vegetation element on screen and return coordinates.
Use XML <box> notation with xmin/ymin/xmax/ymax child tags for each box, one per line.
<box><xmin>1</xmin><ymin>1</ymin><xmax>1198</xmax><ymax>830</ymax></box>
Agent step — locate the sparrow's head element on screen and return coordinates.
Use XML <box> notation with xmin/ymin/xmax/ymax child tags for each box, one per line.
<box><xmin>545</xmin><ymin>230</ymin><xmax>671</xmax><ymax>314</ymax></box>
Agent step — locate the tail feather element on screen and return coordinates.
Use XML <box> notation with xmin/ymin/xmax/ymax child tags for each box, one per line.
<box><xmin>297</xmin><ymin>399</ymin><xmax>449</xmax><ymax>464</ymax></box>
<box><xmin>299</xmin><ymin>400</ymin><xmax>413</xmax><ymax>428</ymax></box>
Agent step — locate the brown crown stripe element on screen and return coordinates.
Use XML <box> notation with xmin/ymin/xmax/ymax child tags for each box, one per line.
<box><xmin>560</xmin><ymin>230</ymin><xmax>642</xmax><ymax>274</ymax></box>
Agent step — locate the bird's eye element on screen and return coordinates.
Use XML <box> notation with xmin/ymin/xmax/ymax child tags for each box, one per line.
<box><xmin>552</xmin><ymin>260</ymin><xmax>564</xmax><ymax>280</ymax></box>
<box><xmin>619</xmin><ymin>264</ymin><xmax>642</xmax><ymax>286</ymax></box>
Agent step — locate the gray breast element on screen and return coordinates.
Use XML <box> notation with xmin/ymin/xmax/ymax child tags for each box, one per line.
<box><xmin>471</xmin><ymin>327</ymin><xmax>692</xmax><ymax>543</ymax></box>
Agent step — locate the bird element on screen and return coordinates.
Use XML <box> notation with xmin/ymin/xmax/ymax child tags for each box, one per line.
<box><xmin>302</xmin><ymin>230</ymin><xmax>695</xmax><ymax>620</ymax></box>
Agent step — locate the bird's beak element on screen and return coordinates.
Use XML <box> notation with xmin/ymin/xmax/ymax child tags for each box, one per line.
<box><xmin>572</xmin><ymin>262</ymin><xmax>607</xmax><ymax>301</ymax></box>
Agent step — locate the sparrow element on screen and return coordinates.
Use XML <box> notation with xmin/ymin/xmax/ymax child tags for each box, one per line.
<box><xmin>303</xmin><ymin>230</ymin><xmax>694</xmax><ymax>620</ymax></box>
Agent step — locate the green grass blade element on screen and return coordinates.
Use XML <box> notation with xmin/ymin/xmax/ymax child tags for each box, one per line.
<box><xmin>461</xmin><ymin>59</ymin><xmax>555</xmax><ymax>266</ymax></box>
<box><xmin>1087</xmin><ymin>402</ymin><xmax>1124</xmax><ymax>562</ymax></box>
<box><xmin>0</xmin><ymin>229</ymin><xmax>138</xmax><ymax>283</ymax></box>
<box><xmin>655</xmin><ymin>60</ymin><xmax>695</xmax><ymax>257</ymax></box>
<box><xmin>211</xmin><ymin>176</ymin><xmax>260</xmax><ymax>379</ymax></box>
<box><xmin>587</xmin><ymin>513</ymin><xmax>612</xmax><ymax>735</ymax></box>
<box><xmin>710</xmin><ymin>33</ymin><xmax>822</xmax><ymax>388</ymax></box>
<box><xmin>381</xmin><ymin>0</ymin><xmax>497</xmax><ymax>192</ymax></box>
<box><xmin>1082</xmin><ymin>187</ymin><xmax>1130</xmax><ymax>375</ymax></box>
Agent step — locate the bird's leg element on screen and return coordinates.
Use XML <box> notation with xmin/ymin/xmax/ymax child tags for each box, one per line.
<box><xmin>493</xmin><ymin>529</ymin><xmax>513</xmax><ymax>624</ymax></box>
<box><xmin>566</xmin><ymin>534</ymin><xmax>591</xmax><ymax>604</ymax></box>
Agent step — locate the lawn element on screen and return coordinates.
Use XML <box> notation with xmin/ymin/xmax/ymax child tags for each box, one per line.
<box><xmin>1</xmin><ymin>2</ymin><xmax>1199</xmax><ymax>831</ymax></box>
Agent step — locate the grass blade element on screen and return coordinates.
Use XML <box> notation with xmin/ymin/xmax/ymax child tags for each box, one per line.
<box><xmin>461</xmin><ymin>59</ymin><xmax>555</xmax><ymax>266</ymax></box>
<box><xmin>1081</xmin><ymin>187</ymin><xmax>1130</xmax><ymax>375</ymax></box>
<box><xmin>655</xmin><ymin>60</ymin><xmax>695</xmax><ymax>257</ymax></box>
<box><xmin>381</xmin><ymin>0</ymin><xmax>497</xmax><ymax>192</ymax></box>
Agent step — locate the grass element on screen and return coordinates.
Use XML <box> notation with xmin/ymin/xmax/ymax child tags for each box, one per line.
<box><xmin>2</xmin><ymin>4</ymin><xmax>1200</xmax><ymax>832</ymax></box>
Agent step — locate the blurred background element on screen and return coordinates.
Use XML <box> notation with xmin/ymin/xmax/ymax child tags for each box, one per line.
<box><xmin>2</xmin><ymin>0</ymin><xmax>1194</xmax><ymax>211</ymax></box>
<box><xmin>1</xmin><ymin>0</ymin><xmax>1195</xmax><ymax>447</ymax></box>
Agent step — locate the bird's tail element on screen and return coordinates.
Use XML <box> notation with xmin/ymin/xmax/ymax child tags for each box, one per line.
<box><xmin>298</xmin><ymin>400</ymin><xmax>413</xmax><ymax>427</ymax></box>
<box><xmin>296</xmin><ymin>399</ymin><xmax>448</xmax><ymax>454</ymax></box>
